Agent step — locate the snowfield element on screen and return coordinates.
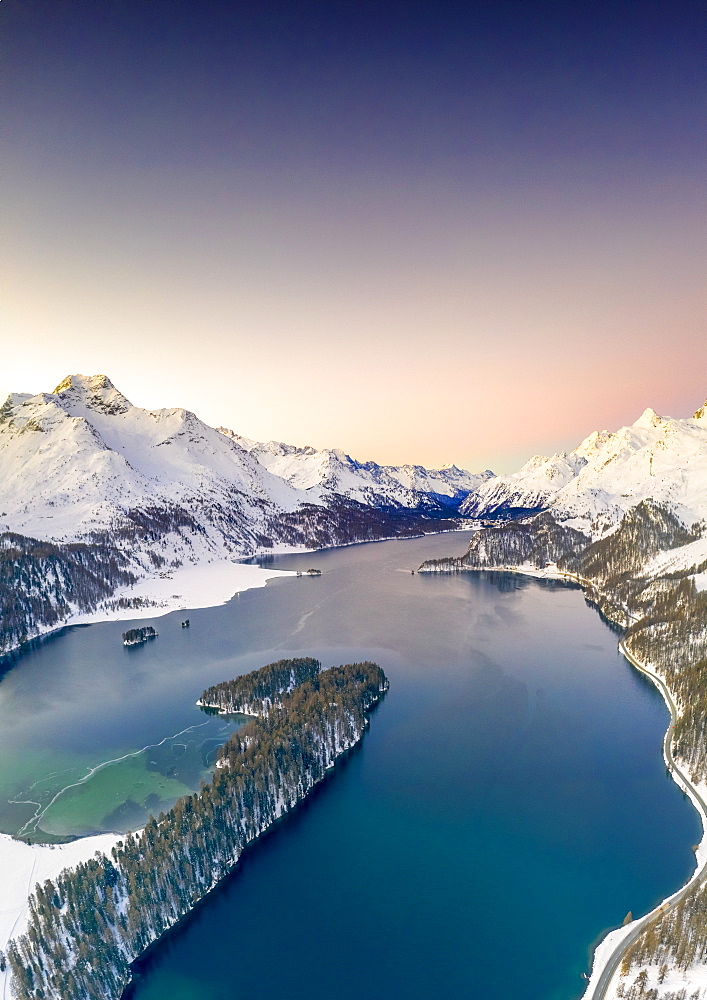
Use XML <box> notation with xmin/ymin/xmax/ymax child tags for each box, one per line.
<box><xmin>61</xmin><ymin>559</ymin><xmax>295</xmax><ymax>627</ymax></box>
<box><xmin>0</xmin><ymin>833</ymin><xmax>120</xmax><ymax>1000</ymax></box>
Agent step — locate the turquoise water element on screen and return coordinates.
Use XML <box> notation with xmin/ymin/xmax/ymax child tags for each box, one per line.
<box><xmin>0</xmin><ymin>532</ymin><xmax>700</xmax><ymax>998</ymax></box>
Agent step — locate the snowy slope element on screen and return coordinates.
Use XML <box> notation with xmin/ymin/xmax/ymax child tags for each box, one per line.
<box><xmin>0</xmin><ymin>375</ymin><xmax>305</xmax><ymax>555</ymax></box>
<box><xmin>0</xmin><ymin>832</ymin><xmax>121</xmax><ymax>1000</ymax></box>
<box><xmin>0</xmin><ymin>375</ymin><xmax>489</xmax><ymax>554</ymax></box>
<box><xmin>459</xmin><ymin>450</ymin><xmax>587</xmax><ymax>516</ymax></box>
<box><xmin>461</xmin><ymin>400</ymin><xmax>707</xmax><ymax>536</ymax></box>
<box><xmin>219</xmin><ymin>429</ymin><xmax>493</xmax><ymax>510</ymax></box>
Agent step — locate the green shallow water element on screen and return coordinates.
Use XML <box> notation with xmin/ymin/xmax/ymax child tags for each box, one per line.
<box><xmin>1</xmin><ymin>713</ymin><xmax>245</xmax><ymax>839</ymax></box>
<box><xmin>0</xmin><ymin>532</ymin><xmax>701</xmax><ymax>997</ymax></box>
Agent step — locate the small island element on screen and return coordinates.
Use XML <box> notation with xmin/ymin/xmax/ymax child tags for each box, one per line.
<box><xmin>121</xmin><ymin>626</ymin><xmax>157</xmax><ymax>646</ymax></box>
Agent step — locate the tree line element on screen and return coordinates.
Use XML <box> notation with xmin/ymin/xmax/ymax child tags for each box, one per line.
<box><xmin>0</xmin><ymin>532</ymin><xmax>138</xmax><ymax>657</ymax></box>
<box><xmin>199</xmin><ymin>656</ymin><xmax>321</xmax><ymax>714</ymax></box>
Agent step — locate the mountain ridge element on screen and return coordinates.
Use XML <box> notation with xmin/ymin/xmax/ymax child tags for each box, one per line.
<box><xmin>460</xmin><ymin>397</ymin><xmax>707</xmax><ymax>543</ymax></box>
<box><xmin>0</xmin><ymin>374</ymin><xmax>492</xmax><ymax>546</ymax></box>
<box><xmin>2</xmin><ymin>375</ymin><xmax>705</xmax><ymax>658</ymax></box>
<box><xmin>220</xmin><ymin>425</ymin><xmax>494</xmax><ymax>509</ymax></box>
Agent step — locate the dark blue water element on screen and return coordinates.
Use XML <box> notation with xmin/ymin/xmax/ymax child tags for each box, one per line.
<box><xmin>1</xmin><ymin>532</ymin><xmax>700</xmax><ymax>998</ymax></box>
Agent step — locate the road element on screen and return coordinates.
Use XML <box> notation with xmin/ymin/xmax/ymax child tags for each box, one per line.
<box><xmin>588</xmin><ymin>642</ymin><xmax>707</xmax><ymax>1000</ymax></box>
<box><xmin>465</xmin><ymin>565</ymin><xmax>706</xmax><ymax>999</ymax></box>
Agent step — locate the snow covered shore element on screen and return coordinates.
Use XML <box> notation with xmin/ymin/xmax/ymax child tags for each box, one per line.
<box><xmin>4</xmin><ymin>557</ymin><xmax>296</xmax><ymax>658</ymax></box>
<box><xmin>580</xmin><ymin>642</ymin><xmax>707</xmax><ymax>1000</ymax></box>
<box><xmin>67</xmin><ymin>557</ymin><xmax>296</xmax><ymax>625</ymax></box>
<box><xmin>0</xmin><ymin>832</ymin><xmax>121</xmax><ymax>999</ymax></box>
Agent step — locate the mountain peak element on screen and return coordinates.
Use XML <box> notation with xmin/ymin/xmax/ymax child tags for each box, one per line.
<box><xmin>54</xmin><ymin>373</ymin><xmax>112</xmax><ymax>395</ymax></box>
<box><xmin>693</xmin><ymin>399</ymin><xmax>707</xmax><ymax>422</ymax></box>
<box><xmin>633</xmin><ymin>407</ymin><xmax>663</xmax><ymax>429</ymax></box>
<box><xmin>53</xmin><ymin>374</ymin><xmax>132</xmax><ymax>415</ymax></box>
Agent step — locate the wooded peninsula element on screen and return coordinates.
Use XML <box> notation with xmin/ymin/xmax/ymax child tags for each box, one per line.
<box><xmin>5</xmin><ymin>658</ymin><xmax>388</xmax><ymax>1000</ymax></box>
<box><xmin>197</xmin><ymin>656</ymin><xmax>321</xmax><ymax>714</ymax></box>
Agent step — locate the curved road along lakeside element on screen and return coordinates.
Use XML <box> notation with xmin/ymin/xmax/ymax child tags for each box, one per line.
<box><xmin>586</xmin><ymin>642</ymin><xmax>707</xmax><ymax>1000</ymax></box>
<box><xmin>419</xmin><ymin>560</ymin><xmax>707</xmax><ymax>996</ymax></box>
<box><xmin>514</xmin><ymin>567</ymin><xmax>707</xmax><ymax>998</ymax></box>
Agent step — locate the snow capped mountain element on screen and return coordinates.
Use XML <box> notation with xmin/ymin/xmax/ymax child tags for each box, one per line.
<box><xmin>459</xmin><ymin>450</ymin><xmax>586</xmax><ymax>518</ymax></box>
<box><xmin>460</xmin><ymin>399</ymin><xmax>707</xmax><ymax>540</ymax></box>
<box><xmin>3</xmin><ymin>375</ymin><xmax>703</xmax><ymax>560</ymax></box>
<box><xmin>0</xmin><ymin>374</ymin><xmax>303</xmax><ymax>554</ymax></box>
<box><xmin>220</xmin><ymin>428</ymin><xmax>493</xmax><ymax>510</ymax></box>
<box><xmin>6</xmin><ymin>373</ymin><xmax>703</xmax><ymax>657</ymax></box>
<box><xmin>6</xmin><ymin>375</ymin><xmax>703</xmax><ymax>559</ymax></box>
<box><xmin>0</xmin><ymin>375</ymin><xmax>489</xmax><ymax>557</ymax></box>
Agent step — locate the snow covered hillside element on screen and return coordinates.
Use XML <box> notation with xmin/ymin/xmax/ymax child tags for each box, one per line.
<box><xmin>461</xmin><ymin>400</ymin><xmax>707</xmax><ymax>542</ymax></box>
<box><xmin>0</xmin><ymin>375</ymin><xmax>307</xmax><ymax>556</ymax></box>
<box><xmin>0</xmin><ymin>374</ymin><xmax>491</xmax><ymax>550</ymax></box>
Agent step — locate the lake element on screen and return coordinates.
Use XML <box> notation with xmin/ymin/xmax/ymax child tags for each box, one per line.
<box><xmin>0</xmin><ymin>531</ymin><xmax>699</xmax><ymax>999</ymax></box>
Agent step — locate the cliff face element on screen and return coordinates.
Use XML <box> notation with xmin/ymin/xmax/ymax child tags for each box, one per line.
<box><xmin>6</xmin><ymin>661</ymin><xmax>389</xmax><ymax>1000</ymax></box>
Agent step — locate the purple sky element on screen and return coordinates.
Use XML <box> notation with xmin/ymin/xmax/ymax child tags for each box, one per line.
<box><xmin>2</xmin><ymin>0</ymin><xmax>704</xmax><ymax>471</ymax></box>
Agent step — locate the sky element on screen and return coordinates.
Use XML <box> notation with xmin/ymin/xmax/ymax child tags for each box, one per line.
<box><xmin>1</xmin><ymin>0</ymin><xmax>704</xmax><ymax>473</ymax></box>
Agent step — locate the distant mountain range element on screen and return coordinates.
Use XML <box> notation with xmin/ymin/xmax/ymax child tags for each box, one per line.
<box><xmin>1</xmin><ymin>373</ymin><xmax>705</xmax><ymax>655</ymax></box>
<box><xmin>218</xmin><ymin>430</ymin><xmax>492</xmax><ymax>512</ymax></box>
<box><xmin>0</xmin><ymin>373</ymin><xmax>490</xmax><ymax>546</ymax></box>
